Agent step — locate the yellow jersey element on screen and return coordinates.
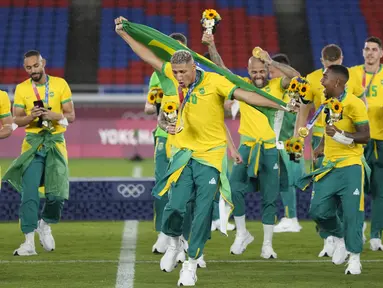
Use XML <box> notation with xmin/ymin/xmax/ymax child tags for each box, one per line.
<box><xmin>349</xmin><ymin>64</ymin><xmax>383</xmax><ymax>140</ymax></box>
<box><xmin>238</xmin><ymin>77</ymin><xmax>283</xmax><ymax>147</ymax></box>
<box><xmin>13</xmin><ymin>76</ymin><xmax>72</xmax><ymax>134</ymax></box>
<box><xmin>161</xmin><ymin>62</ymin><xmax>237</xmax><ymax>170</ymax></box>
<box><xmin>324</xmin><ymin>92</ymin><xmax>369</xmax><ymax>168</ymax></box>
<box><xmin>306</xmin><ymin>68</ymin><xmax>364</xmax><ymax>137</ymax></box>
<box><xmin>0</xmin><ymin>90</ymin><xmax>11</xmax><ymax>119</ymax></box>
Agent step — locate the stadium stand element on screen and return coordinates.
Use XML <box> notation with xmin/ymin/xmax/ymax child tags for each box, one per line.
<box><xmin>306</xmin><ymin>0</ymin><xmax>368</xmax><ymax>69</ymax></box>
<box><xmin>98</xmin><ymin>0</ymin><xmax>280</xmax><ymax>84</ymax></box>
<box><xmin>0</xmin><ymin>0</ymin><xmax>69</xmax><ymax>84</ymax></box>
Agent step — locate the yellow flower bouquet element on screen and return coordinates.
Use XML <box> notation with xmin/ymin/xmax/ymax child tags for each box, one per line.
<box><xmin>162</xmin><ymin>101</ymin><xmax>179</xmax><ymax>124</ymax></box>
<box><xmin>201</xmin><ymin>9</ymin><xmax>221</xmax><ymax>35</ymax></box>
<box><xmin>285</xmin><ymin>137</ymin><xmax>304</xmax><ymax>162</ymax></box>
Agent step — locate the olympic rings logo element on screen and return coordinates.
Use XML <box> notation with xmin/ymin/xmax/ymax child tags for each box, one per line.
<box><xmin>117</xmin><ymin>184</ymin><xmax>146</xmax><ymax>198</ymax></box>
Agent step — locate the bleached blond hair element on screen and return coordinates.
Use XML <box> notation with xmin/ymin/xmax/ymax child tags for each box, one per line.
<box><xmin>170</xmin><ymin>50</ymin><xmax>194</xmax><ymax>64</ymax></box>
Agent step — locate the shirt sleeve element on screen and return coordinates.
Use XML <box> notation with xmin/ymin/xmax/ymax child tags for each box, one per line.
<box><xmin>161</xmin><ymin>62</ymin><xmax>173</xmax><ymax>79</ymax></box>
<box><xmin>214</xmin><ymin>74</ymin><xmax>238</xmax><ymax>100</ymax></box>
<box><xmin>348</xmin><ymin>68</ymin><xmax>364</xmax><ymax>98</ymax></box>
<box><xmin>60</xmin><ymin>79</ymin><xmax>72</xmax><ymax>104</ymax></box>
<box><xmin>351</xmin><ymin>98</ymin><xmax>369</xmax><ymax>125</ymax></box>
<box><xmin>148</xmin><ymin>72</ymin><xmax>160</xmax><ymax>89</ymax></box>
<box><xmin>13</xmin><ymin>85</ymin><xmax>25</xmax><ymax>109</ymax></box>
<box><xmin>0</xmin><ymin>91</ymin><xmax>11</xmax><ymax>118</ymax></box>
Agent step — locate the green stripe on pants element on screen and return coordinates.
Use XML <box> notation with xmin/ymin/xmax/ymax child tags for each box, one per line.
<box><xmin>153</xmin><ymin>136</ymin><xmax>192</xmax><ymax>238</ymax></box>
<box><xmin>364</xmin><ymin>139</ymin><xmax>383</xmax><ymax>239</ymax></box>
<box><xmin>309</xmin><ymin>165</ymin><xmax>364</xmax><ymax>253</ymax></box>
<box><xmin>230</xmin><ymin>144</ymin><xmax>279</xmax><ymax>224</ymax></box>
<box><xmin>20</xmin><ymin>154</ymin><xmax>64</xmax><ymax>234</ymax></box>
<box><xmin>161</xmin><ymin>159</ymin><xmax>219</xmax><ymax>259</ymax></box>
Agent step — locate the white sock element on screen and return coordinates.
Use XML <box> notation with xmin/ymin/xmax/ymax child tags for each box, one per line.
<box><xmin>263</xmin><ymin>224</ymin><xmax>274</xmax><ymax>246</ymax></box>
<box><xmin>25</xmin><ymin>232</ymin><xmax>35</xmax><ymax>244</ymax></box>
<box><xmin>169</xmin><ymin>236</ymin><xmax>180</xmax><ymax>248</ymax></box>
<box><xmin>350</xmin><ymin>253</ymin><xmax>360</xmax><ymax>261</ymax></box>
<box><xmin>234</xmin><ymin>215</ymin><xmax>246</xmax><ymax>235</ymax></box>
<box><xmin>188</xmin><ymin>257</ymin><xmax>198</xmax><ymax>269</ymax></box>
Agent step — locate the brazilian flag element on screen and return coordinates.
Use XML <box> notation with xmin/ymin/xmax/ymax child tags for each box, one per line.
<box><xmin>122</xmin><ymin>20</ymin><xmax>286</xmax><ymax>115</ymax></box>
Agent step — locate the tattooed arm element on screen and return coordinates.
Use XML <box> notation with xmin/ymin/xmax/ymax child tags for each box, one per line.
<box><xmin>201</xmin><ymin>33</ymin><xmax>230</xmax><ymax>72</ymax></box>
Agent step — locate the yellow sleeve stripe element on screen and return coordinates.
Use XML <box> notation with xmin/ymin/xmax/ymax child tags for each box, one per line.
<box><xmin>61</xmin><ymin>98</ymin><xmax>72</xmax><ymax>104</ymax></box>
<box><xmin>227</xmin><ymin>86</ymin><xmax>239</xmax><ymax>100</ymax></box>
<box><xmin>0</xmin><ymin>112</ymin><xmax>11</xmax><ymax>119</ymax></box>
<box><xmin>14</xmin><ymin>104</ymin><xmax>25</xmax><ymax>108</ymax></box>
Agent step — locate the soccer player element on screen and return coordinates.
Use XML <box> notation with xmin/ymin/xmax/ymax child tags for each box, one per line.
<box><xmin>349</xmin><ymin>36</ymin><xmax>383</xmax><ymax>251</ymax></box>
<box><xmin>304</xmin><ymin>65</ymin><xmax>369</xmax><ymax>275</ymax></box>
<box><xmin>3</xmin><ymin>50</ymin><xmax>75</xmax><ymax>256</ymax></box>
<box><xmin>269</xmin><ymin>54</ymin><xmax>303</xmax><ymax>233</ymax></box>
<box><xmin>295</xmin><ymin>44</ymin><xmax>365</xmax><ymax>257</ymax></box>
<box><xmin>0</xmin><ymin>90</ymin><xmax>13</xmax><ymax>140</ymax></box>
<box><xmin>115</xmin><ymin>16</ymin><xmax>293</xmax><ymax>286</ymax></box>
<box><xmin>202</xmin><ymin>33</ymin><xmax>300</xmax><ymax>258</ymax></box>
<box><xmin>144</xmin><ymin>33</ymin><xmax>190</xmax><ymax>255</ymax></box>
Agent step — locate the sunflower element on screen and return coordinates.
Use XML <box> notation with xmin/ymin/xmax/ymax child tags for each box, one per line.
<box><xmin>163</xmin><ymin>102</ymin><xmax>177</xmax><ymax>114</ymax></box>
<box><xmin>203</xmin><ymin>9</ymin><xmax>218</xmax><ymax>20</ymax></box>
<box><xmin>156</xmin><ymin>89</ymin><xmax>164</xmax><ymax>103</ymax></box>
<box><xmin>285</xmin><ymin>139</ymin><xmax>291</xmax><ymax>152</ymax></box>
<box><xmin>147</xmin><ymin>88</ymin><xmax>157</xmax><ymax>105</ymax></box>
<box><xmin>331</xmin><ymin>99</ymin><xmax>343</xmax><ymax>114</ymax></box>
<box><xmin>299</xmin><ymin>83</ymin><xmax>310</xmax><ymax>99</ymax></box>
<box><xmin>288</xmin><ymin>78</ymin><xmax>300</xmax><ymax>93</ymax></box>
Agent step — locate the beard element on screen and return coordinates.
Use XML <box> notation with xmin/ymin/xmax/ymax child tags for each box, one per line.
<box><xmin>30</xmin><ymin>72</ymin><xmax>43</xmax><ymax>82</ymax></box>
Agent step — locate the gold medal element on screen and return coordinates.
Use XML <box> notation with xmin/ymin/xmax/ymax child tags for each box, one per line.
<box><xmin>298</xmin><ymin>127</ymin><xmax>309</xmax><ymax>138</ymax></box>
<box><xmin>252</xmin><ymin>47</ymin><xmax>263</xmax><ymax>58</ymax></box>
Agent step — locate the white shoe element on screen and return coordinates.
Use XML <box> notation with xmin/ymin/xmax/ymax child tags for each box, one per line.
<box><xmin>274</xmin><ymin>217</ymin><xmax>301</xmax><ymax>233</ymax></box>
<box><xmin>177</xmin><ymin>261</ymin><xmax>197</xmax><ymax>286</ymax></box>
<box><xmin>230</xmin><ymin>231</ymin><xmax>254</xmax><ymax>255</ymax></box>
<box><xmin>318</xmin><ymin>236</ymin><xmax>335</xmax><ymax>257</ymax></box>
<box><xmin>176</xmin><ymin>250</ymin><xmax>186</xmax><ymax>263</ymax></box>
<box><xmin>362</xmin><ymin>222</ymin><xmax>367</xmax><ymax>244</ymax></box>
<box><xmin>332</xmin><ymin>237</ymin><xmax>348</xmax><ymax>265</ymax></box>
<box><xmin>345</xmin><ymin>253</ymin><xmax>362</xmax><ymax>275</ymax></box>
<box><xmin>370</xmin><ymin>238</ymin><xmax>383</xmax><ymax>251</ymax></box>
<box><xmin>36</xmin><ymin>220</ymin><xmax>55</xmax><ymax>252</ymax></box>
<box><xmin>260</xmin><ymin>244</ymin><xmax>277</xmax><ymax>259</ymax></box>
<box><xmin>180</xmin><ymin>235</ymin><xmax>189</xmax><ymax>253</ymax></box>
<box><xmin>197</xmin><ymin>254</ymin><xmax>207</xmax><ymax>269</ymax></box>
<box><xmin>160</xmin><ymin>237</ymin><xmax>182</xmax><ymax>272</ymax></box>
<box><xmin>13</xmin><ymin>241</ymin><xmax>37</xmax><ymax>256</ymax></box>
<box><xmin>226</xmin><ymin>222</ymin><xmax>236</xmax><ymax>231</ymax></box>
<box><xmin>152</xmin><ymin>232</ymin><xmax>170</xmax><ymax>254</ymax></box>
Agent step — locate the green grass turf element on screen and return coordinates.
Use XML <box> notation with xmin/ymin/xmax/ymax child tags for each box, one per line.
<box><xmin>0</xmin><ymin>221</ymin><xmax>381</xmax><ymax>287</ymax></box>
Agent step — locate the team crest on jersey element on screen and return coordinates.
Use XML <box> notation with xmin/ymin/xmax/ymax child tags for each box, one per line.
<box><xmin>49</xmin><ymin>92</ymin><xmax>54</xmax><ymax>97</ymax></box>
<box><xmin>199</xmin><ymin>87</ymin><xmax>205</xmax><ymax>94</ymax></box>
<box><xmin>157</xmin><ymin>142</ymin><xmax>164</xmax><ymax>151</ymax></box>
<box><xmin>264</xmin><ymin>86</ymin><xmax>271</xmax><ymax>92</ymax></box>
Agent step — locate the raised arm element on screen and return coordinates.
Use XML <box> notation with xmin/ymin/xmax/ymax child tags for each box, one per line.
<box><xmin>260</xmin><ymin>50</ymin><xmax>300</xmax><ymax>88</ymax></box>
<box><xmin>233</xmin><ymin>88</ymin><xmax>287</xmax><ymax>111</ymax></box>
<box><xmin>115</xmin><ymin>17</ymin><xmax>164</xmax><ymax>71</ymax></box>
<box><xmin>201</xmin><ymin>33</ymin><xmax>230</xmax><ymax>72</ymax></box>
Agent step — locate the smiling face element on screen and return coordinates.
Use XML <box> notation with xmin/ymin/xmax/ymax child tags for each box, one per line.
<box><xmin>247</xmin><ymin>57</ymin><xmax>268</xmax><ymax>88</ymax></box>
<box><xmin>363</xmin><ymin>41</ymin><xmax>383</xmax><ymax>66</ymax></box>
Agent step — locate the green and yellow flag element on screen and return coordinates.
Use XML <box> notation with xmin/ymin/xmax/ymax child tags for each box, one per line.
<box><xmin>122</xmin><ymin>21</ymin><xmax>286</xmax><ymax>114</ymax></box>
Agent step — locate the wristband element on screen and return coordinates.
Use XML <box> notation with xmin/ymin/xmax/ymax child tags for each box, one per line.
<box><xmin>332</xmin><ymin>131</ymin><xmax>353</xmax><ymax>145</ymax></box>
